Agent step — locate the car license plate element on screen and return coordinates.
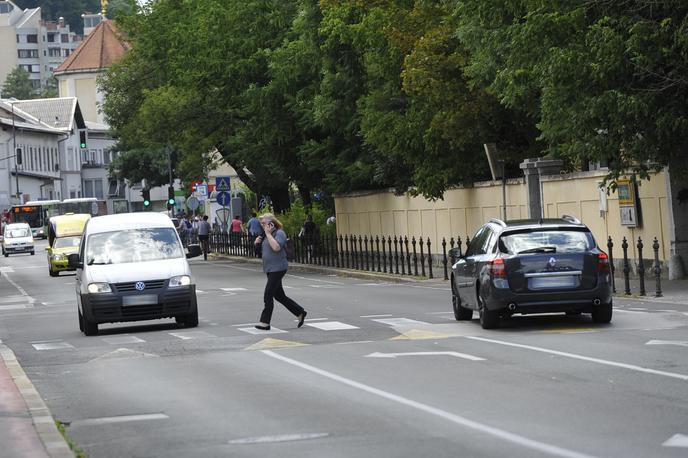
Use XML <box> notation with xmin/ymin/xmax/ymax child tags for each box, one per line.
<box><xmin>529</xmin><ymin>276</ymin><xmax>578</xmax><ymax>289</ymax></box>
<box><xmin>122</xmin><ymin>294</ymin><xmax>158</xmax><ymax>306</ymax></box>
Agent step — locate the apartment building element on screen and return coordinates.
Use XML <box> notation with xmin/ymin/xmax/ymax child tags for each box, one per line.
<box><xmin>0</xmin><ymin>0</ymin><xmax>81</xmax><ymax>93</ymax></box>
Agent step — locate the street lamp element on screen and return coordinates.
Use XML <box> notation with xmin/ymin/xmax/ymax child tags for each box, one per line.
<box><xmin>11</xmin><ymin>102</ymin><xmax>20</xmax><ymax>201</ymax></box>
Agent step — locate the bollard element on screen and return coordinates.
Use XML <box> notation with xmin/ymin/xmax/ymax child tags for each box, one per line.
<box><xmin>622</xmin><ymin>237</ymin><xmax>631</xmax><ymax>295</ymax></box>
<box><xmin>607</xmin><ymin>236</ymin><xmax>616</xmax><ymax>293</ymax></box>
<box><xmin>637</xmin><ymin>237</ymin><xmax>646</xmax><ymax>296</ymax></box>
<box><xmin>652</xmin><ymin>237</ymin><xmax>663</xmax><ymax>297</ymax></box>
<box><xmin>442</xmin><ymin>238</ymin><xmax>448</xmax><ymax>281</ymax></box>
<box><xmin>427</xmin><ymin>237</ymin><xmax>433</xmax><ymax>279</ymax></box>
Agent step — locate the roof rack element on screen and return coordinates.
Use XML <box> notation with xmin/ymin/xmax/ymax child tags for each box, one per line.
<box><xmin>489</xmin><ymin>218</ymin><xmax>507</xmax><ymax>227</ymax></box>
<box><xmin>561</xmin><ymin>214</ymin><xmax>581</xmax><ymax>224</ymax></box>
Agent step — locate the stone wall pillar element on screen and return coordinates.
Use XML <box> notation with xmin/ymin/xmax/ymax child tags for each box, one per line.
<box><xmin>519</xmin><ymin>157</ymin><xmax>564</xmax><ymax>219</ymax></box>
<box><xmin>666</xmin><ymin>167</ymin><xmax>687</xmax><ymax>279</ymax></box>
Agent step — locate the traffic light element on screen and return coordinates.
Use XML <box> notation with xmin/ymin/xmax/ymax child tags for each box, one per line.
<box><xmin>15</xmin><ymin>148</ymin><xmax>22</xmax><ymax>165</ymax></box>
<box><xmin>167</xmin><ymin>186</ymin><xmax>175</xmax><ymax>207</ymax></box>
<box><xmin>141</xmin><ymin>188</ymin><xmax>151</xmax><ymax>208</ymax></box>
<box><xmin>79</xmin><ymin>130</ymin><xmax>87</xmax><ymax>149</ymax></box>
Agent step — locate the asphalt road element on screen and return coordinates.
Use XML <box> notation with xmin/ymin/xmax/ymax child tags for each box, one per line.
<box><xmin>1</xmin><ymin>239</ymin><xmax>687</xmax><ymax>458</ymax></box>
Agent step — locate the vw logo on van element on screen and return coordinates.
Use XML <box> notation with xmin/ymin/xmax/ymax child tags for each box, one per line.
<box><xmin>548</xmin><ymin>257</ymin><xmax>556</xmax><ymax>267</ymax></box>
<box><xmin>135</xmin><ymin>281</ymin><xmax>146</xmax><ymax>291</ymax></box>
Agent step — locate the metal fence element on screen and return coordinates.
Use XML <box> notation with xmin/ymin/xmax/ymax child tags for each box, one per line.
<box><xmin>208</xmin><ymin>231</ymin><xmax>663</xmax><ymax>296</ymax></box>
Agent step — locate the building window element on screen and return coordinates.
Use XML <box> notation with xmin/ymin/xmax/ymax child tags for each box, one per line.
<box><xmin>30</xmin><ymin>79</ymin><xmax>40</xmax><ymax>89</ymax></box>
<box><xmin>61</xmin><ymin>33</ymin><xmax>69</xmax><ymax>43</ymax></box>
<box><xmin>84</xmin><ymin>180</ymin><xmax>94</xmax><ymax>197</ymax></box>
<box><xmin>0</xmin><ymin>3</ymin><xmax>14</xmax><ymax>13</ymax></box>
<box><xmin>18</xmin><ymin>49</ymin><xmax>39</xmax><ymax>58</ymax></box>
<box><xmin>47</xmin><ymin>33</ymin><xmax>56</xmax><ymax>43</ymax></box>
<box><xmin>48</xmin><ymin>48</ymin><xmax>61</xmax><ymax>57</ymax></box>
<box><xmin>94</xmin><ymin>180</ymin><xmax>104</xmax><ymax>199</ymax></box>
<box><xmin>27</xmin><ymin>34</ymin><xmax>38</xmax><ymax>43</ymax></box>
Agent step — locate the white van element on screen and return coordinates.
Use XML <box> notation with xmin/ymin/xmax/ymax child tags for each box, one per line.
<box><xmin>2</xmin><ymin>222</ymin><xmax>35</xmax><ymax>257</ymax></box>
<box><xmin>68</xmin><ymin>212</ymin><xmax>202</xmax><ymax>335</ymax></box>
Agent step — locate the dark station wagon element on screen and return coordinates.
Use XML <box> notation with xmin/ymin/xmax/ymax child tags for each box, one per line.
<box><xmin>450</xmin><ymin>215</ymin><xmax>613</xmax><ymax>329</ymax></box>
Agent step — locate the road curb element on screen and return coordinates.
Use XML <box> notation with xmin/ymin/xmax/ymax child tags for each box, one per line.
<box><xmin>0</xmin><ymin>344</ymin><xmax>74</xmax><ymax>458</ymax></box>
<box><xmin>208</xmin><ymin>253</ymin><xmax>448</xmax><ymax>285</ymax></box>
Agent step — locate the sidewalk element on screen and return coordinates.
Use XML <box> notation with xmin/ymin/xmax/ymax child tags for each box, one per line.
<box><xmin>0</xmin><ymin>343</ymin><xmax>73</xmax><ymax>458</ymax></box>
<box><xmin>209</xmin><ymin>253</ymin><xmax>688</xmax><ymax>302</ymax></box>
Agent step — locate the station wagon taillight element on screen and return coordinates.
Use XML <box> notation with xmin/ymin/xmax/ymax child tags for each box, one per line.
<box><xmin>488</xmin><ymin>257</ymin><xmax>506</xmax><ymax>277</ymax></box>
<box><xmin>598</xmin><ymin>252</ymin><xmax>610</xmax><ymax>270</ymax></box>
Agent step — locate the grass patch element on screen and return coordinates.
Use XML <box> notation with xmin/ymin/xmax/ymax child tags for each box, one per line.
<box><xmin>55</xmin><ymin>420</ymin><xmax>87</xmax><ymax>458</ymax></box>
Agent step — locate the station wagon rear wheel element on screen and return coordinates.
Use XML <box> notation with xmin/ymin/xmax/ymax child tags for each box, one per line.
<box><xmin>591</xmin><ymin>301</ymin><xmax>613</xmax><ymax>324</ymax></box>
<box><xmin>478</xmin><ymin>294</ymin><xmax>499</xmax><ymax>329</ymax></box>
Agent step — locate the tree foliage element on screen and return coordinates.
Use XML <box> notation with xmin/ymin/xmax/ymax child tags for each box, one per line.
<box><xmin>101</xmin><ymin>0</ymin><xmax>687</xmax><ymax>209</ymax></box>
<box><xmin>1</xmin><ymin>66</ymin><xmax>35</xmax><ymax>99</ymax></box>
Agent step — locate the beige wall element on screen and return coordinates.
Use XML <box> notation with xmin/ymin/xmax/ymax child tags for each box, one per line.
<box><xmin>74</xmin><ymin>77</ymin><xmax>98</xmax><ymax>123</ymax></box>
<box><xmin>335</xmin><ymin>170</ymin><xmax>671</xmax><ymax>262</ymax></box>
<box><xmin>0</xmin><ymin>28</ymin><xmax>18</xmax><ymax>88</ymax></box>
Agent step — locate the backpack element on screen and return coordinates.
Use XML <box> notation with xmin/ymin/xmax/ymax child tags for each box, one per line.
<box><xmin>284</xmin><ymin>237</ymin><xmax>295</xmax><ymax>261</ymax></box>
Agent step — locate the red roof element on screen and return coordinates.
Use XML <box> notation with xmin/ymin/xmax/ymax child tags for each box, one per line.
<box><xmin>55</xmin><ymin>20</ymin><xmax>129</xmax><ymax>74</ymax></box>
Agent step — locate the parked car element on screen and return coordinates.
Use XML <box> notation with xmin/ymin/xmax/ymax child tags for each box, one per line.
<box><xmin>68</xmin><ymin>212</ymin><xmax>202</xmax><ymax>336</ymax></box>
<box><xmin>450</xmin><ymin>215</ymin><xmax>613</xmax><ymax>329</ymax></box>
<box><xmin>2</xmin><ymin>222</ymin><xmax>35</xmax><ymax>257</ymax></box>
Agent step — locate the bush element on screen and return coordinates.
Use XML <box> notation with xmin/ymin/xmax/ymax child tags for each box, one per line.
<box><xmin>276</xmin><ymin>201</ymin><xmax>336</xmax><ymax>237</ymax></box>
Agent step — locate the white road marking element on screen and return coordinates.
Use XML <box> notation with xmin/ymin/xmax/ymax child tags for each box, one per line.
<box><xmin>336</xmin><ymin>340</ymin><xmax>374</xmax><ymax>345</ymax></box>
<box><xmin>306</xmin><ymin>321</ymin><xmax>359</xmax><ymax>331</ymax></box>
<box><xmin>613</xmin><ymin>309</ymin><xmax>649</xmax><ymax>314</ymax></box>
<box><xmin>308</xmin><ymin>284</ymin><xmax>341</xmax><ymax>289</ymax></box>
<box><xmin>32</xmin><ymin>342</ymin><xmax>75</xmax><ymax>351</ymax></box>
<box><xmin>646</xmin><ymin>340</ymin><xmax>688</xmax><ymax>348</ymax></box>
<box><xmin>233</xmin><ymin>322</ymin><xmax>259</xmax><ymax>327</ymax></box>
<box><xmin>365</xmin><ymin>351</ymin><xmax>484</xmax><ymax>361</ymax></box>
<box><xmin>2</xmin><ymin>274</ymin><xmax>34</xmax><ymax>303</ymax></box>
<box><xmin>360</xmin><ymin>314</ymin><xmax>392</xmax><ymax>318</ymax></box>
<box><xmin>425</xmin><ymin>311</ymin><xmax>454</xmax><ymax>315</ymax></box>
<box><xmin>372</xmin><ymin>318</ymin><xmax>430</xmax><ymax>327</ymax></box>
<box><xmin>221</xmin><ymin>287</ymin><xmax>247</xmax><ymax>292</ymax></box>
<box><xmin>238</xmin><ymin>326</ymin><xmax>287</xmax><ymax>335</ymax></box>
<box><xmin>169</xmin><ymin>331</ymin><xmax>216</xmax><ymax>340</ymax></box>
<box><xmin>467</xmin><ymin>336</ymin><xmax>688</xmax><ymax>381</ymax></box>
<box><xmin>628</xmin><ymin>307</ymin><xmax>648</xmax><ymax>311</ymax></box>
<box><xmin>355</xmin><ymin>283</ymin><xmax>391</xmax><ymax>287</ymax></box>
<box><xmin>262</xmin><ymin>350</ymin><xmax>597</xmax><ymax>458</ymax></box>
<box><xmin>663</xmin><ymin>434</ymin><xmax>688</xmax><ymax>448</ymax></box>
<box><xmin>0</xmin><ymin>303</ymin><xmax>30</xmax><ymax>311</ymax></box>
<box><xmin>102</xmin><ymin>336</ymin><xmax>146</xmax><ymax>345</ymax></box>
<box><xmin>228</xmin><ymin>433</ymin><xmax>329</xmax><ymax>444</ymax></box>
<box><xmin>0</xmin><ymin>266</ymin><xmax>15</xmax><ymax>273</ymax></box>
<box><xmin>70</xmin><ymin>413</ymin><xmax>168</xmax><ymax>427</ymax></box>
<box><xmin>303</xmin><ymin>318</ymin><xmax>328</xmax><ymax>322</ymax></box>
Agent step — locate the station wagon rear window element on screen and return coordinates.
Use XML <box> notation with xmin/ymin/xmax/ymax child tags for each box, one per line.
<box><xmin>85</xmin><ymin>228</ymin><xmax>183</xmax><ymax>265</ymax></box>
<box><xmin>499</xmin><ymin>229</ymin><xmax>594</xmax><ymax>254</ymax></box>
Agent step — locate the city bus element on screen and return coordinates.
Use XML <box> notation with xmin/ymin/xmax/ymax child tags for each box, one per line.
<box><xmin>59</xmin><ymin>198</ymin><xmax>107</xmax><ymax>217</ymax></box>
<box><xmin>9</xmin><ymin>200</ymin><xmax>61</xmax><ymax>239</ymax></box>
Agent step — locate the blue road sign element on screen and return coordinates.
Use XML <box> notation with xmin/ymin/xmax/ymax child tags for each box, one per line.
<box><xmin>215</xmin><ymin>176</ymin><xmax>231</xmax><ymax>192</ymax></box>
<box><xmin>216</xmin><ymin>191</ymin><xmax>231</xmax><ymax>207</ymax></box>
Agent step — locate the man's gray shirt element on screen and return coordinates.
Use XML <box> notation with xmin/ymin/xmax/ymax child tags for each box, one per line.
<box><xmin>198</xmin><ymin>221</ymin><xmax>211</xmax><ymax>236</ymax></box>
<box><xmin>261</xmin><ymin>229</ymin><xmax>288</xmax><ymax>273</ymax></box>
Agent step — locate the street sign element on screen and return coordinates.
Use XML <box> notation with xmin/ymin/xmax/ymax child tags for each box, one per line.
<box><xmin>216</xmin><ymin>191</ymin><xmax>231</xmax><ymax>207</ymax></box>
<box><xmin>215</xmin><ymin>176</ymin><xmax>231</xmax><ymax>192</ymax></box>
<box><xmin>196</xmin><ymin>184</ymin><xmax>208</xmax><ymax>198</ymax></box>
<box><xmin>186</xmin><ymin>196</ymin><xmax>200</xmax><ymax>211</ymax></box>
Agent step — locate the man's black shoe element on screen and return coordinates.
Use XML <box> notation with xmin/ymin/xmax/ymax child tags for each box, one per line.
<box><xmin>297</xmin><ymin>311</ymin><xmax>307</xmax><ymax>328</ymax></box>
<box><xmin>255</xmin><ymin>324</ymin><xmax>271</xmax><ymax>331</ymax></box>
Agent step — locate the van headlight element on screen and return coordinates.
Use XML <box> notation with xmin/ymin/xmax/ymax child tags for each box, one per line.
<box><xmin>53</xmin><ymin>253</ymin><xmax>66</xmax><ymax>261</ymax></box>
<box><xmin>87</xmin><ymin>283</ymin><xmax>112</xmax><ymax>294</ymax></box>
<box><xmin>169</xmin><ymin>275</ymin><xmax>191</xmax><ymax>287</ymax></box>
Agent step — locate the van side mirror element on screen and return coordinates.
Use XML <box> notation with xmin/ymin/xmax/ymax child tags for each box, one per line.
<box><xmin>186</xmin><ymin>244</ymin><xmax>202</xmax><ymax>259</ymax></box>
<box><xmin>67</xmin><ymin>253</ymin><xmax>82</xmax><ymax>269</ymax></box>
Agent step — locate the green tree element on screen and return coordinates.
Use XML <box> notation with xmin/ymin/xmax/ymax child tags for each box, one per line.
<box><xmin>456</xmin><ymin>0</ymin><xmax>688</xmax><ymax>180</ymax></box>
<box><xmin>1</xmin><ymin>67</ymin><xmax>35</xmax><ymax>99</ymax></box>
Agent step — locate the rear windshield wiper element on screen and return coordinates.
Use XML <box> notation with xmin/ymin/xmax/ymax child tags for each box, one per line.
<box><xmin>518</xmin><ymin>246</ymin><xmax>557</xmax><ymax>254</ymax></box>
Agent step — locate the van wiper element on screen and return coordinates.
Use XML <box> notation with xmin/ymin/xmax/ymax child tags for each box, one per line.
<box><xmin>518</xmin><ymin>246</ymin><xmax>557</xmax><ymax>254</ymax></box>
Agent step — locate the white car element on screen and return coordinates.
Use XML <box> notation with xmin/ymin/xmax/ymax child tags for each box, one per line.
<box><xmin>68</xmin><ymin>212</ymin><xmax>202</xmax><ymax>335</ymax></box>
<box><xmin>2</xmin><ymin>223</ymin><xmax>35</xmax><ymax>257</ymax></box>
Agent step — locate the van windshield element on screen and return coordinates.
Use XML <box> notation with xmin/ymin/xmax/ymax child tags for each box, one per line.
<box><xmin>85</xmin><ymin>228</ymin><xmax>183</xmax><ymax>265</ymax></box>
<box><xmin>54</xmin><ymin>236</ymin><xmax>81</xmax><ymax>249</ymax></box>
<box><xmin>8</xmin><ymin>228</ymin><xmax>31</xmax><ymax>238</ymax></box>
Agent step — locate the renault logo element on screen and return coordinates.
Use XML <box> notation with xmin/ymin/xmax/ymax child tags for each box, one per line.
<box><xmin>548</xmin><ymin>257</ymin><xmax>556</xmax><ymax>267</ymax></box>
<box><xmin>135</xmin><ymin>281</ymin><xmax>146</xmax><ymax>291</ymax></box>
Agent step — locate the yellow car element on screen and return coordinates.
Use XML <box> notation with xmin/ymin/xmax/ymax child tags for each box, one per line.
<box><xmin>46</xmin><ymin>213</ymin><xmax>91</xmax><ymax>277</ymax></box>
<box><xmin>47</xmin><ymin>235</ymin><xmax>82</xmax><ymax>276</ymax></box>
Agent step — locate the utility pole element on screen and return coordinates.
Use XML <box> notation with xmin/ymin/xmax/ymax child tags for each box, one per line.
<box><xmin>11</xmin><ymin>102</ymin><xmax>20</xmax><ymax>202</ymax></box>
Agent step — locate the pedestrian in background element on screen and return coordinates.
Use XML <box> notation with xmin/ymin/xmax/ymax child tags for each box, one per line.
<box><xmin>197</xmin><ymin>215</ymin><xmax>212</xmax><ymax>260</ymax></box>
<box><xmin>247</xmin><ymin>212</ymin><xmax>261</xmax><ymax>245</ymax></box>
<box><xmin>254</xmin><ymin>213</ymin><xmax>307</xmax><ymax>331</ymax></box>
<box><xmin>230</xmin><ymin>214</ymin><xmax>243</xmax><ymax>247</ymax></box>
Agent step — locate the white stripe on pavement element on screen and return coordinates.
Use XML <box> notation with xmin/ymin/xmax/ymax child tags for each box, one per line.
<box><xmin>466</xmin><ymin>336</ymin><xmax>688</xmax><ymax>381</ymax></box>
<box><xmin>262</xmin><ymin>350</ymin><xmax>597</xmax><ymax>458</ymax></box>
<box><xmin>70</xmin><ymin>413</ymin><xmax>168</xmax><ymax>427</ymax></box>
